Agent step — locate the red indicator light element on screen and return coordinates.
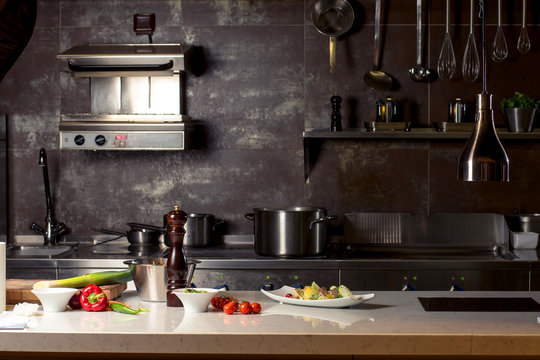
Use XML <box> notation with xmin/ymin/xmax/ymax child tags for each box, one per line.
<box><xmin>115</xmin><ymin>135</ymin><xmax>128</xmax><ymax>140</ymax></box>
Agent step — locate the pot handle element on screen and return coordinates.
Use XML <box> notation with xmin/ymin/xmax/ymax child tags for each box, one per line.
<box><xmin>127</xmin><ymin>222</ymin><xmax>167</xmax><ymax>233</ymax></box>
<box><xmin>212</xmin><ymin>219</ymin><xmax>225</xmax><ymax>231</ymax></box>
<box><xmin>309</xmin><ymin>215</ymin><xmax>337</xmax><ymax>229</ymax></box>
<box><xmin>244</xmin><ymin>213</ymin><xmax>255</xmax><ymax>221</ymax></box>
<box><xmin>94</xmin><ymin>228</ymin><xmax>127</xmax><ymax>237</ymax></box>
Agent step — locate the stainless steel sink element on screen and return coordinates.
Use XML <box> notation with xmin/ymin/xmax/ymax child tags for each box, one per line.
<box><xmin>7</xmin><ymin>245</ymin><xmax>75</xmax><ymax>258</ymax></box>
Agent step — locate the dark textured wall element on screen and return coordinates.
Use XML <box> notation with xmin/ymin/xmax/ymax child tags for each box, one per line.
<box><xmin>0</xmin><ymin>0</ymin><xmax>539</xmax><ymax>240</ymax></box>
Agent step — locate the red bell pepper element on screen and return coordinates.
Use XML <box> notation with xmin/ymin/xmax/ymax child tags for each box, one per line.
<box><xmin>80</xmin><ymin>284</ymin><xmax>108</xmax><ymax>312</ymax></box>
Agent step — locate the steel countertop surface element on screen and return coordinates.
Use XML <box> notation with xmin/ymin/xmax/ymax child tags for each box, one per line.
<box><xmin>6</xmin><ymin>235</ymin><xmax>540</xmax><ymax>271</ymax></box>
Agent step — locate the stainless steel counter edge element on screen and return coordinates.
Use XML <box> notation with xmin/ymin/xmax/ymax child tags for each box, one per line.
<box><xmin>7</xmin><ymin>257</ymin><xmax>538</xmax><ymax>271</ymax></box>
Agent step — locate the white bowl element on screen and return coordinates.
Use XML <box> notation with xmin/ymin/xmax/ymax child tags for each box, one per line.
<box><xmin>31</xmin><ymin>288</ymin><xmax>78</xmax><ymax>312</ymax></box>
<box><xmin>172</xmin><ymin>288</ymin><xmax>222</xmax><ymax>313</ymax></box>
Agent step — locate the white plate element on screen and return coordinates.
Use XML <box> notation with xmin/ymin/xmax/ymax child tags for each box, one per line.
<box><xmin>261</xmin><ymin>286</ymin><xmax>374</xmax><ymax>308</ymax></box>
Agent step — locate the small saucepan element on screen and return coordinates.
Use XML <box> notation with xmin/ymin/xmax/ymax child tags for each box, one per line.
<box><xmin>311</xmin><ymin>0</ymin><xmax>354</xmax><ymax>73</ymax></box>
<box><xmin>159</xmin><ymin>214</ymin><xmax>225</xmax><ymax>247</ymax></box>
<box><xmin>184</xmin><ymin>214</ymin><xmax>225</xmax><ymax>248</ymax></box>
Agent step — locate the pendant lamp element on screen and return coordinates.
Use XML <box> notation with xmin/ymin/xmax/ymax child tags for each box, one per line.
<box><xmin>457</xmin><ymin>0</ymin><xmax>509</xmax><ymax>182</ymax></box>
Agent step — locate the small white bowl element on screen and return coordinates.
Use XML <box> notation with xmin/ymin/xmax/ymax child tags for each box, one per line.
<box><xmin>31</xmin><ymin>288</ymin><xmax>78</xmax><ymax>312</ymax></box>
<box><xmin>173</xmin><ymin>288</ymin><xmax>222</xmax><ymax>313</ymax></box>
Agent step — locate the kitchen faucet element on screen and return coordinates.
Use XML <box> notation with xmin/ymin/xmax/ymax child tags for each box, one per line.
<box><xmin>30</xmin><ymin>148</ymin><xmax>66</xmax><ymax>245</ymax></box>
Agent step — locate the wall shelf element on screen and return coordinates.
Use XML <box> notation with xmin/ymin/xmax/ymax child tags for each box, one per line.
<box><xmin>303</xmin><ymin>128</ymin><xmax>540</xmax><ymax>182</ymax></box>
<box><xmin>303</xmin><ymin>128</ymin><xmax>540</xmax><ymax>140</ymax></box>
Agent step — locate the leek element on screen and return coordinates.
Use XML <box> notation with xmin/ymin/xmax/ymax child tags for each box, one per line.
<box><xmin>32</xmin><ymin>269</ymin><xmax>133</xmax><ymax>289</ymax></box>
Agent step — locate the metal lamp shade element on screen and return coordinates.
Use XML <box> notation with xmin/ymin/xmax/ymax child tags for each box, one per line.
<box><xmin>457</xmin><ymin>1</ymin><xmax>509</xmax><ymax>182</ymax></box>
<box><xmin>458</xmin><ymin>94</ymin><xmax>509</xmax><ymax>182</ymax></box>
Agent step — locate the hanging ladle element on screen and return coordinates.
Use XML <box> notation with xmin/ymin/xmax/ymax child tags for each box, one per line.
<box><xmin>364</xmin><ymin>0</ymin><xmax>392</xmax><ymax>90</ymax></box>
<box><xmin>409</xmin><ymin>0</ymin><xmax>431</xmax><ymax>81</ymax></box>
<box><xmin>311</xmin><ymin>0</ymin><xmax>354</xmax><ymax>74</ymax></box>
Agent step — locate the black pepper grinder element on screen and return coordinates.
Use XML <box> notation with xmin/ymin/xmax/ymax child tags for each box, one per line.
<box><xmin>166</xmin><ymin>205</ymin><xmax>188</xmax><ymax>307</ymax></box>
<box><xmin>330</xmin><ymin>92</ymin><xmax>342</xmax><ymax>132</ymax></box>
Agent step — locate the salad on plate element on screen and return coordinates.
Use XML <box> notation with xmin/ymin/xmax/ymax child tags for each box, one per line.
<box><xmin>261</xmin><ymin>282</ymin><xmax>374</xmax><ymax>308</ymax></box>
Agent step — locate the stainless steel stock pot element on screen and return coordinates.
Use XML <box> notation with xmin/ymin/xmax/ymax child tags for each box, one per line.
<box><xmin>245</xmin><ymin>207</ymin><xmax>336</xmax><ymax>258</ymax></box>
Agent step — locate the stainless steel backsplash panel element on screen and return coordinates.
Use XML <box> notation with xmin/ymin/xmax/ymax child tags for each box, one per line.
<box><xmin>344</xmin><ymin>213</ymin><xmax>408</xmax><ymax>245</ymax></box>
<box><xmin>90</xmin><ymin>75</ymin><xmax>180</xmax><ymax>114</ymax></box>
<box><xmin>344</xmin><ymin>213</ymin><xmax>509</xmax><ymax>249</ymax></box>
<box><xmin>91</xmin><ymin>77</ymin><xmax>120</xmax><ymax>113</ymax></box>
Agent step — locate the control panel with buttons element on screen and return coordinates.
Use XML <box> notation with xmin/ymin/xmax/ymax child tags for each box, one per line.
<box><xmin>60</xmin><ymin>131</ymin><xmax>185</xmax><ymax>150</ymax></box>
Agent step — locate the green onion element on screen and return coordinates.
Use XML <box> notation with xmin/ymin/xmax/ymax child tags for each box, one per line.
<box><xmin>32</xmin><ymin>270</ymin><xmax>133</xmax><ymax>289</ymax></box>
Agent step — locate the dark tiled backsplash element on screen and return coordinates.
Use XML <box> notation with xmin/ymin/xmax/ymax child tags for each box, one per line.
<box><xmin>0</xmin><ymin>0</ymin><xmax>539</xmax><ymax>240</ymax></box>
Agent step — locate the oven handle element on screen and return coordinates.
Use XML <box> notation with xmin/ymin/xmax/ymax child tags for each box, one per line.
<box><xmin>67</xmin><ymin>60</ymin><xmax>174</xmax><ymax>72</ymax></box>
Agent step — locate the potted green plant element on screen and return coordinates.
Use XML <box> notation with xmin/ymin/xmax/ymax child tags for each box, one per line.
<box><xmin>500</xmin><ymin>92</ymin><xmax>539</xmax><ymax>132</ymax></box>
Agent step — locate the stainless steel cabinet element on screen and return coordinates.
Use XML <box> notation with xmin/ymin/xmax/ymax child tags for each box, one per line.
<box><xmin>192</xmin><ymin>269</ymin><xmax>339</xmax><ymax>291</ymax></box>
<box><xmin>7</xmin><ymin>258</ymin><xmax>533</xmax><ymax>292</ymax></box>
<box><xmin>340</xmin><ymin>269</ymin><xmax>529</xmax><ymax>291</ymax></box>
<box><xmin>531</xmin><ymin>271</ymin><xmax>540</xmax><ymax>291</ymax></box>
<box><xmin>6</xmin><ymin>267</ymin><xmax>56</xmax><ymax>279</ymax></box>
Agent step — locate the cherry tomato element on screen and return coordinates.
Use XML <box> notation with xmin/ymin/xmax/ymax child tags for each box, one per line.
<box><xmin>212</xmin><ymin>296</ymin><xmax>234</xmax><ymax>310</ymax></box>
<box><xmin>285</xmin><ymin>293</ymin><xmax>293</xmax><ymax>298</ymax></box>
<box><xmin>239</xmin><ymin>301</ymin><xmax>251</xmax><ymax>314</ymax></box>
<box><xmin>223</xmin><ymin>301</ymin><xmax>238</xmax><ymax>315</ymax></box>
<box><xmin>250</xmin><ymin>302</ymin><xmax>261</xmax><ymax>314</ymax></box>
<box><xmin>221</xmin><ymin>297</ymin><xmax>233</xmax><ymax>308</ymax></box>
<box><xmin>211</xmin><ymin>297</ymin><xmax>221</xmax><ymax>309</ymax></box>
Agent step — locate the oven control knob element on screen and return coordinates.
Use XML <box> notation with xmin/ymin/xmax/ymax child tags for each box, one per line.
<box><xmin>95</xmin><ymin>135</ymin><xmax>106</xmax><ymax>146</ymax></box>
<box><xmin>74</xmin><ymin>135</ymin><xmax>85</xmax><ymax>146</ymax></box>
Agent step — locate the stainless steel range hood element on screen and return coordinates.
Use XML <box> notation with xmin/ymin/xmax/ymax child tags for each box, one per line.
<box><xmin>57</xmin><ymin>43</ymin><xmax>193</xmax><ymax>150</ymax></box>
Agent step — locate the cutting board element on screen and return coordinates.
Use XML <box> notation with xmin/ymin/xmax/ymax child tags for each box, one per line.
<box><xmin>6</xmin><ymin>279</ymin><xmax>127</xmax><ymax>305</ymax></box>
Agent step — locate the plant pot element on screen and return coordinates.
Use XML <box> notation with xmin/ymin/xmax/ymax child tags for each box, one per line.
<box><xmin>504</xmin><ymin>107</ymin><xmax>537</xmax><ymax>132</ymax></box>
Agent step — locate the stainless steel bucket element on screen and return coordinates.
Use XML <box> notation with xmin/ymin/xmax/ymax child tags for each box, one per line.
<box><xmin>245</xmin><ymin>207</ymin><xmax>336</xmax><ymax>258</ymax></box>
<box><xmin>123</xmin><ymin>258</ymin><xmax>199</xmax><ymax>302</ymax></box>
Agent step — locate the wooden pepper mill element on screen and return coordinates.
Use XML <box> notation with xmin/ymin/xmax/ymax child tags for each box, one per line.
<box><xmin>166</xmin><ymin>205</ymin><xmax>188</xmax><ymax>307</ymax></box>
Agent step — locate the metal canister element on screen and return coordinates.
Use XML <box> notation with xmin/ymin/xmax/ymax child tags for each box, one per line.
<box><xmin>376</xmin><ymin>99</ymin><xmax>386</xmax><ymax>122</ymax></box>
<box><xmin>376</xmin><ymin>96</ymin><xmax>401</xmax><ymax>122</ymax></box>
<box><xmin>448</xmin><ymin>97</ymin><xmax>470</xmax><ymax>123</ymax></box>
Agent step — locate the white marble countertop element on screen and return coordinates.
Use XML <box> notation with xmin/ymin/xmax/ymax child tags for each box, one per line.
<box><xmin>1</xmin><ymin>290</ymin><xmax>540</xmax><ymax>358</ymax></box>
